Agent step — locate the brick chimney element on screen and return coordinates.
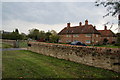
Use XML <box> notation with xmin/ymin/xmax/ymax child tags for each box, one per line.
<box><xmin>104</xmin><ymin>25</ymin><xmax>107</xmax><ymax>30</ymax></box>
<box><xmin>85</xmin><ymin>20</ymin><xmax>88</xmax><ymax>25</ymax></box>
<box><xmin>94</xmin><ymin>26</ymin><xmax>96</xmax><ymax>29</ymax></box>
<box><xmin>67</xmin><ymin>23</ymin><xmax>70</xmax><ymax>28</ymax></box>
<box><xmin>79</xmin><ymin>22</ymin><xmax>82</xmax><ymax>26</ymax></box>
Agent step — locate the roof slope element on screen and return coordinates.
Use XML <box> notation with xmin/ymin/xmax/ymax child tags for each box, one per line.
<box><xmin>98</xmin><ymin>30</ymin><xmax>116</xmax><ymax>37</ymax></box>
<box><xmin>58</xmin><ymin>25</ymin><xmax>100</xmax><ymax>35</ymax></box>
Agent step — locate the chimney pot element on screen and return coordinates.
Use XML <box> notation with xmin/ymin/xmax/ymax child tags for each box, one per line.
<box><xmin>67</xmin><ymin>23</ymin><xmax>70</xmax><ymax>27</ymax></box>
<box><xmin>104</xmin><ymin>25</ymin><xmax>107</xmax><ymax>30</ymax></box>
<box><xmin>85</xmin><ymin>20</ymin><xmax>88</xmax><ymax>25</ymax></box>
<box><xmin>79</xmin><ymin>22</ymin><xmax>82</xmax><ymax>26</ymax></box>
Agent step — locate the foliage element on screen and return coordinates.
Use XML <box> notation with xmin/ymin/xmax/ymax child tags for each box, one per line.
<box><xmin>2</xmin><ymin>29</ymin><xmax>26</xmax><ymax>40</ymax></box>
<box><xmin>28</xmin><ymin>29</ymin><xmax>59</xmax><ymax>43</ymax></box>
<box><xmin>28</xmin><ymin>29</ymin><xmax>41</xmax><ymax>40</ymax></box>
<box><xmin>2</xmin><ymin>50</ymin><xmax>120</xmax><ymax>78</ymax></box>
<box><xmin>95</xmin><ymin>0</ymin><xmax>120</xmax><ymax>17</ymax></box>
<box><xmin>115</xmin><ymin>33</ymin><xmax>120</xmax><ymax>46</ymax></box>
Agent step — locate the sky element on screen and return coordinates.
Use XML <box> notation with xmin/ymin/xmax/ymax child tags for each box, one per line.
<box><xmin>1</xmin><ymin>0</ymin><xmax>119</xmax><ymax>34</ymax></box>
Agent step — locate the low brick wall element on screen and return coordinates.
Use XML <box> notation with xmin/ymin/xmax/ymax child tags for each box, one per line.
<box><xmin>28</xmin><ymin>42</ymin><xmax>120</xmax><ymax>73</ymax></box>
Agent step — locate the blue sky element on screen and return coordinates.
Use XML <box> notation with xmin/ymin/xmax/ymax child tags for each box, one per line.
<box><xmin>1</xmin><ymin>1</ymin><xmax>118</xmax><ymax>34</ymax></box>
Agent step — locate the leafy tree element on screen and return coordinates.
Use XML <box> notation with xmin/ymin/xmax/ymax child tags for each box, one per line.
<box><xmin>49</xmin><ymin>30</ymin><xmax>60</xmax><ymax>43</ymax></box>
<box><xmin>45</xmin><ymin>31</ymin><xmax>52</xmax><ymax>42</ymax></box>
<box><xmin>95</xmin><ymin>0</ymin><xmax>120</xmax><ymax>45</ymax></box>
<box><xmin>28</xmin><ymin>29</ymin><xmax>40</xmax><ymax>40</ymax></box>
<box><xmin>49</xmin><ymin>34</ymin><xmax>59</xmax><ymax>43</ymax></box>
<box><xmin>95</xmin><ymin>0</ymin><xmax>120</xmax><ymax>17</ymax></box>
<box><xmin>15</xmin><ymin>29</ymin><xmax>19</xmax><ymax>34</ymax></box>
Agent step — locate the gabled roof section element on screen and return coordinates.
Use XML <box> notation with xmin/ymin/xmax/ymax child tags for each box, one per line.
<box><xmin>98</xmin><ymin>30</ymin><xmax>116</xmax><ymax>37</ymax></box>
<box><xmin>58</xmin><ymin>24</ymin><xmax>100</xmax><ymax>35</ymax></box>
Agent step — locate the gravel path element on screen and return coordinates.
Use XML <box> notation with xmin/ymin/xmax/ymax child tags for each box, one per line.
<box><xmin>0</xmin><ymin>48</ymin><xmax>27</xmax><ymax>51</ymax></box>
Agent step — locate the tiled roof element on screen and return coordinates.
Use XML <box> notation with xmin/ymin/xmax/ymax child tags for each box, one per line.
<box><xmin>98</xmin><ymin>30</ymin><xmax>116</xmax><ymax>37</ymax></box>
<box><xmin>58</xmin><ymin>24</ymin><xmax>100</xmax><ymax>35</ymax></box>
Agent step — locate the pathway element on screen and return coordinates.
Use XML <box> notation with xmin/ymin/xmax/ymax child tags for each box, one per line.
<box><xmin>0</xmin><ymin>48</ymin><xmax>27</xmax><ymax>51</ymax></box>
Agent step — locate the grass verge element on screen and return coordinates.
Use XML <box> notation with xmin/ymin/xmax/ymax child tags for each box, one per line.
<box><xmin>2</xmin><ymin>50</ymin><xmax>120</xmax><ymax>78</ymax></box>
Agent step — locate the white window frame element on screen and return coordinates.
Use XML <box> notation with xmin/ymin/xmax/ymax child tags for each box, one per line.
<box><xmin>86</xmin><ymin>34</ymin><xmax>91</xmax><ymax>37</ymax></box>
<box><xmin>66</xmin><ymin>40</ymin><xmax>71</xmax><ymax>42</ymax></box>
<box><xmin>86</xmin><ymin>40</ymin><xmax>91</xmax><ymax>43</ymax></box>
<box><xmin>96</xmin><ymin>34</ymin><xmax>98</xmax><ymax>37</ymax></box>
<box><xmin>73</xmin><ymin>34</ymin><xmax>79</xmax><ymax>37</ymax></box>
<box><xmin>66</xmin><ymin>35</ymin><xmax>71</xmax><ymax>37</ymax></box>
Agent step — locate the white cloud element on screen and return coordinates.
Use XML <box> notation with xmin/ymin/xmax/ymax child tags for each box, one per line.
<box><xmin>2</xmin><ymin>19</ymin><xmax>67</xmax><ymax>34</ymax></box>
<box><xmin>2</xmin><ymin>2</ymin><xmax>119</xmax><ymax>34</ymax></box>
<box><xmin>2</xmin><ymin>0</ymin><xmax>96</xmax><ymax>2</ymax></box>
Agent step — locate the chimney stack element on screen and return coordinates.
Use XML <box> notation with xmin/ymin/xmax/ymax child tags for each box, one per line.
<box><xmin>104</xmin><ymin>25</ymin><xmax>107</xmax><ymax>30</ymax></box>
<box><xmin>67</xmin><ymin>23</ymin><xmax>70</xmax><ymax>28</ymax></box>
<box><xmin>79</xmin><ymin>22</ymin><xmax>82</xmax><ymax>26</ymax></box>
<box><xmin>85</xmin><ymin>20</ymin><xmax>88</xmax><ymax>25</ymax></box>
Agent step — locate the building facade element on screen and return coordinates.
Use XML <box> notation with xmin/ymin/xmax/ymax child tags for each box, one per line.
<box><xmin>58</xmin><ymin>20</ymin><xmax>116</xmax><ymax>45</ymax></box>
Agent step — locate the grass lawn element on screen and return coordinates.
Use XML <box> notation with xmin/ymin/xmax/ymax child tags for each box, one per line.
<box><xmin>94</xmin><ymin>45</ymin><xmax>120</xmax><ymax>48</ymax></box>
<box><xmin>18</xmin><ymin>41</ymin><xmax>28</xmax><ymax>48</ymax></box>
<box><xmin>2</xmin><ymin>50</ymin><xmax>120</xmax><ymax>79</ymax></box>
<box><xmin>88</xmin><ymin>45</ymin><xmax>120</xmax><ymax>48</ymax></box>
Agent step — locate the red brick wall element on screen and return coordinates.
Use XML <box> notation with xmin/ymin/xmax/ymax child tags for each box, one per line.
<box><xmin>59</xmin><ymin>34</ymin><xmax>117</xmax><ymax>45</ymax></box>
<box><xmin>59</xmin><ymin>34</ymin><xmax>101</xmax><ymax>44</ymax></box>
<box><xmin>100</xmin><ymin>37</ymin><xmax>117</xmax><ymax>44</ymax></box>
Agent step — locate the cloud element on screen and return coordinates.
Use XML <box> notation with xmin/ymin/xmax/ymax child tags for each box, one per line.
<box><xmin>2</xmin><ymin>2</ymin><xmax>119</xmax><ymax>34</ymax></box>
<box><xmin>2</xmin><ymin>19</ymin><xmax>67</xmax><ymax>34</ymax></box>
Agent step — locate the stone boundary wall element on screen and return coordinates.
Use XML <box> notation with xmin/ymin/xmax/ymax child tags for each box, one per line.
<box><xmin>28</xmin><ymin>42</ymin><xmax>120</xmax><ymax>73</ymax></box>
<box><xmin>2</xmin><ymin>39</ymin><xmax>15</xmax><ymax>46</ymax></box>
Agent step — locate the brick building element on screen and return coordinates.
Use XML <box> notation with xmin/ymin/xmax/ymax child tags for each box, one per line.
<box><xmin>58</xmin><ymin>20</ymin><xmax>116</xmax><ymax>45</ymax></box>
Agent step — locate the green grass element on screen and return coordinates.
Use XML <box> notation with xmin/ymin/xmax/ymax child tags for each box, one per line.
<box><xmin>18</xmin><ymin>41</ymin><xmax>28</xmax><ymax>48</ymax></box>
<box><xmin>88</xmin><ymin>45</ymin><xmax>119</xmax><ymax>48</ymax></box>
<box><xmin>2</xmin><ymin>50</ymin><xmax>120</xmax><ymax>78</ymax></box>
<box><xmin>1</xmin><ymin>43</ymin><xmax>13</xmax><ymax>48</ymax></box>
<box><xmin>94</xmin><ymin>45</ymin><xmax>119</xmax><ymax>48</ymax></box>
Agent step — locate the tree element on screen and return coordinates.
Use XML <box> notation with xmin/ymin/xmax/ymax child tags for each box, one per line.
<box><xmin>49</xmin><ymin>34</ymin><xmax>59</xmax><ymax>43</ymax></box>
<box><xmin>95</xmin><ymin>0</ymin><xmax>120</xmax><ymax>17</ymax></box>
<box><xmin>95</xmin><ymin>0</ymin><xmax>120</xmax><ymax>45</ymax></box>
<box><xmin>15</xmin><ymin>29</ymin><xmax>19</xmax><ymax>34</ymax></box>
<box><xmin>45</xmin><ymin>31</ymin><xmax>51</xmax><ymax>42</ymax></box>
<box><xmin>49</xmin><ymin>30</ymin><xmax>60</xmax><ymax>43</ymax></box>
<box><xmin>28</xmin><ymin>29</ymin><xmax>40</xmax><ymax>40</ymax></box>
<box><xmin>95</xmin><ymin>0</ymin><xmax>120</xmax><ymax>30</ymax></box>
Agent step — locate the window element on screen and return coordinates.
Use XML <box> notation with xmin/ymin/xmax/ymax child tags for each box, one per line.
<box><xmin>66</xmin><ymin>40</ymin><xmax>71</xmax><ymax>42</ymax></box>
<box><xmin>86</xmin><ymin>34</ymin><xmax>91</xmax><ymax>37</ymax></box>
<box><xmin>66</xmin><ymin>35</ymin><xmax>71</xmax><ymax>37</ymax></box>
<box><xmin>73</xmin><ymin>34</ymin><xmax>79</xmax><ymax>37</ymax></box>
<box><xmin>59</xmin><ymin>40</ymin><xmax>62</xmax><ymax>42</ymax></box>
<box><xmin>96</xmin><ymin>34</ymin><xmax>98</xmax><ymax>37</ymax></box>
<box><xmin>86</xmin><ymin>40</ymin><xmax>91</xmax><ymax>43</ymax></box>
